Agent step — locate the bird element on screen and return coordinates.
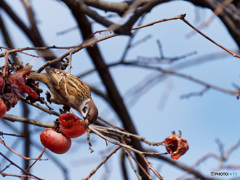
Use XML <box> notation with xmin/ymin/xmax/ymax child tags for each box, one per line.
<box><xmin>27</xmin><ymin>68</ymin><xmax>98</xmax><ymax>125</ymax></box>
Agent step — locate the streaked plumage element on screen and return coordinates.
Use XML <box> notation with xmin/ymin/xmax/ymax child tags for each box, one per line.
<box><xmin>28</xmin><ymin>68</ymin><xmax>98</xmax><ymax>124</ymax></box>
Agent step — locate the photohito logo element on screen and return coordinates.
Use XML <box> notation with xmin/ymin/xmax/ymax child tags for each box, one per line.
<box><xmin>210</xmin><ymin>171</ymin><xmax>238</xmax><ymax>177</ymax></box>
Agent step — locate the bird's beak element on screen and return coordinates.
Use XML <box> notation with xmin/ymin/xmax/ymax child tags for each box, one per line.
<box><xmin>84</xmin><ymin>118</ymin><xmax>89</xmax><ymax>127</ymax></box>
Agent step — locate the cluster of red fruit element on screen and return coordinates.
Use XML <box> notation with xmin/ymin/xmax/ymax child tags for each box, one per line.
<box><xmin>40</xmin><ymin>113</ymin><xmax>87</xmax><ymax>154</ymax></box>
<box><xmin>0</xmin><ymin>65</ymin><xmax>39</xmax><ymax>118</ymax></box>
<box><xmin>0</xmin><ymin>65</ymin><xmax>87</xmax><ymax>154</ymax></box>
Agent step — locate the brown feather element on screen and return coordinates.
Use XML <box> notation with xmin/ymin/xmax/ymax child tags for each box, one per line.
<box><xmin>45</xmin><ymin>68</ymin><xmax>91</xmax><ymax>108</ymax></box>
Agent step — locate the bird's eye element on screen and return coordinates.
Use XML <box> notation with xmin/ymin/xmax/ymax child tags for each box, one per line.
<box><xmin>82</xmin><ymin>106</ymin><xmax>88</xmax><ymax>113</ymax></box>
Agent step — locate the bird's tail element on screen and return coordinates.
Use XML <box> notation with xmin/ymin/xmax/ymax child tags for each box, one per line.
<box><xmin>27</xmin><ymin>72</ymin><xmax>48</xmax><ymax>84</ymax></box>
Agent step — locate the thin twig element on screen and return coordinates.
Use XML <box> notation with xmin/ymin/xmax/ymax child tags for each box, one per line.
<box><xmin>88</xmin><ymin>125</ymin><xmax>144</xmax><ymax>154</ymax></box>
<box><xmin>67</xmin><ymin>51</ymin><xmax>72</xmax><ymax>73</ymax></box>
<box><xmin>0</xmin><ymin>138</ymin><xmax>46</xmax><ymax>161</ymax></box>
<box><xmin>34</xmin><ymin>14</ymin><xmax>186</xmax><ymax>72</ymax></box>
<box><xmin>123</xmin><ymin>62</ymin><xmax>237</xmax><ymax>96</ymax></box>
<box><xmin>140</xmin><ymin>154</ymin><xmax>163</xmax><ymax>180</ymax></box>
<box><xmin>91</xmin><ymin>125</ymin><xmax>165</xmax><ymax>149</ymax></box>
<box><xmin>186</xmin><ymin>0</ymin><xmax>234</xmax><ymax>37</ymax></box>
<box><xmin>225</xmin><ymin>140</ymin><xmax>240</xmax><ymax>160</ymax></box>
<box><xmin>3</xmin><ymin>114</ymin><xmax>55</xmax><ymax>128</ymax></box>
<box><xmin>0</xmin><ymin>172</ymin><xmax>40</xmax><ymax>179</ymax></box>
<box><xmin>0</xmin><ymin>153</ymin><xmax>43</xmax><ymax>180</ymax></box>
<box><xmin>0</xmin><ymin>46</ymin><xmax>40</xmax><ymax>58</ymax></box>
<box><xmin>124</xmin><ymin>149</ymin><xmax>142</xmax><ymax>180</ymax></box>
<box><xmin>97</xmin><ymin>116</ymin><xmax>126</xmax><ymax>131</ymax></box>
<box><xmin>96</xmin><ymin>125</ymin><xmax>164</xmax><ymax>146</ymax></box>
<box><xmin>84</xmin><ymin>146</ymin><xmax>121</xmax><ymax>180</ymax></box>
<box><xmin>20</xmin><ymin>97</ymin><xmax>60</xmax><ymax>116</ymax></box>
<box><xmin>0</xmin><ymin>131</ymin><xmax>24</xmax><ymax>137</ymax></box>
<box><xmin>120</xmin><ymin>15</ymin><xmax>147</xmax><ymax>63</ymax></box>
<box><xmin>180</xmin><ymin>87</ymin><xmax>210</xmax><ymax>99</ymax></box>
<box><xmin>25</xmin><ymin>147</ymin><xmax>46</xmax><ymax>172</ymax></box>
<box><xmin>88</xmin><ymin>125</ymin><xmax>164</xmax><ymax>155</ymax></box>
<box><xmin>1</xmin><ymin>13</ymin><xmax>238</xmax><ymax>74</ymax></box>
<box><xmin>180</xmin><ymin>14</ymin><xmax>240</xmax><ymax>58</ymax></box>
<box><xmin>125</xmin><ymin>147</ymin><xmax>152</xmax><ymax>180</ymax></box>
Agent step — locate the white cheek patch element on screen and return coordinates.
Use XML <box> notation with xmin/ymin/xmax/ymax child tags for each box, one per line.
<box><xmin>79</xmin><ymin>98</ymin><xmax>91</xmax><ymax>117</ymax></box>
<box><xmin>82</xmin><ymin>106</ymin><xmax>89</xmax><ymax>117</ymax></box>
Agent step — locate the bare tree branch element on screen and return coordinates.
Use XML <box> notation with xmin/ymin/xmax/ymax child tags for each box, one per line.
<box><xmin>0</xmin><ymin>0</ymin><xmax>59</xmax><ymax>67</ymax></box>
<box><xmin>3</xmin><ymin>114</ymin><xmax>55</xmax><ymax>128</ymax></box>
<box><xmin>84</xmin><ymin>146</ymin><xmax>121</xmax><ymax>180</ymax></box>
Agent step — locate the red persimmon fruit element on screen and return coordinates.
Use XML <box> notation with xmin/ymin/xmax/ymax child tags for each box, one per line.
<box><xmin>40</xmin><ymin>128</ymin><xmax>71</xmax><ymax>154</ymax></box>
<box><xmin>0</xmin><ymin>74</ymin><xmax>5</xmax><ymax>93</ymax></box>
<box><xmin>0</xmin><ymin>98</ymin><xmax>7</xmax><ymax>118</ymax></box>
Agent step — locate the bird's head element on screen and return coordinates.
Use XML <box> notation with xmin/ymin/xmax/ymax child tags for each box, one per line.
<box><xmin>80</xmin><ymin>99</ymin><xmax>98</xmax><ymax>126</ymax></box>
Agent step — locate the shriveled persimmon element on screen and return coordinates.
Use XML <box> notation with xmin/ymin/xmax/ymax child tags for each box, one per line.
<box><xmin>59</xmin><ymin>113</ymin><xmax>87</xmax><ymax>138</ymax></box>
<box><xmin>8</xmin><ymin>64</ymin><xmax>39</xmax><ymax>99</ymax></box>
<box><xmin>165</xmin><ymin>131</ymin><xmax>189</xmax><ymax>159</ymax></box>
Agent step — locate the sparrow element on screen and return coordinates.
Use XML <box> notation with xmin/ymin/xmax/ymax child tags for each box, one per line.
<box><xmin>27</xmin><ymin>68</ymin><xmax>98</xmax><ymax>125</ymax></box>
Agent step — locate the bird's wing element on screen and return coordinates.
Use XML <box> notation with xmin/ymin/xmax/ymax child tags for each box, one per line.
<box><xmin>46</xmin><ymin>68</ymin><xmax>91</xmax><ymax>104</ymax></box>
